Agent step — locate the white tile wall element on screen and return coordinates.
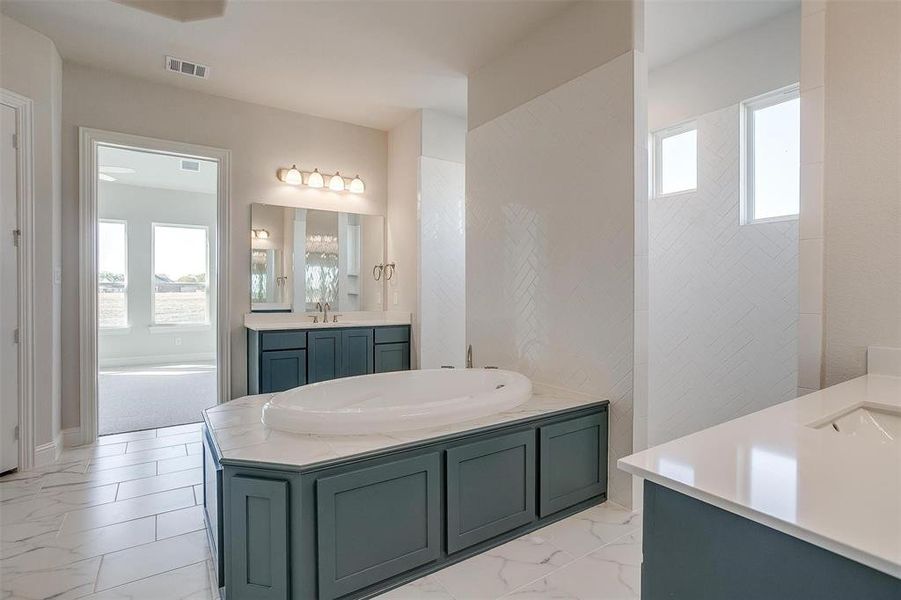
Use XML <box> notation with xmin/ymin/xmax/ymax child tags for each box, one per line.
<box><xmin>467</xmin><ymin>53</ymin><xmax>636</xmax><ymax>506</ymax></box>
<box><xmin>648</xmin><ymin>104</ymin><xmax>799</xmax><ymax>446</ymax></box>
<box><xmin>419</xmin><ymin>157</ymin><xmax>466</xmax><ymax>368</ymax></box>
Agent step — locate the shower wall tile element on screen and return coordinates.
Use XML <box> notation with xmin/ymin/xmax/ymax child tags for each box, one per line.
<box><xmin>419</xmin><ymin>157</ymin><xmax>466</xmax><ymax>368</ymax></box>
<box><xmin>467</xmin><ymin>53</ymin><xmax>636</xmax><ymax>507</ymax></box>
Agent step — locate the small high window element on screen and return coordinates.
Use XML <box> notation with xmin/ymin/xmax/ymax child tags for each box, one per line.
<box><xmin>152</xmin><ymin>223</ymin><xmax>210</xmax><ymax>325</ymax></box>
<box><xmin>98</xmin><ymin>220</ymin><xmax>128</xmax><ymax>328</ymax></box>
<box><xmin>653</xmin><ymin>123</ymin><xmax>698</xmax><ymax>197</ymax></box>
<box><xmin>742</xmin><ymin>86</ymin><xmax>800</xmax><ymax>223</ymax></box>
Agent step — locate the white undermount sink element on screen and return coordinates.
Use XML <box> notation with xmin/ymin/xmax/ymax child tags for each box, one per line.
<box><xmin>810</xmin><ymin>404</ymin><xmax>901</xmax><ymax>446</ymax></box>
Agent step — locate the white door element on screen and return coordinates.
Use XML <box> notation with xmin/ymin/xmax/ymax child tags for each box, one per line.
<box><xmin>0</xmin><ymin>103</ymin><xmax>19</xmax><ymax>473</ymax></box>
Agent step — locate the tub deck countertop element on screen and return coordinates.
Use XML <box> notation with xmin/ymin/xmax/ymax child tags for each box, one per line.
<box><xmin>203</xmin><ymin>383</ymin><xmax>607</xmax><ymax>471</ymax></box>
<box><xmin>619</xmin><ymin>373</ymin><xmax>901</xmax><ymax>579</ymax></box>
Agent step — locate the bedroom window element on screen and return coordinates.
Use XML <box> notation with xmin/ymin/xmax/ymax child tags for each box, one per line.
<box><xmin>98</xmin><ymin>219</ymin><xmax>128</xmax><ymax>328</ymax></box>
<box><xmin>152</xmin><ymin>223</ymin><xmax>210</xmax><ymax>325</ymax></box>
<box><xmin>742</xmin><ymin>85</ymin><xmax>800</xmax><ymax>223</ymax></box>
<box><xmin>653</xmin><ymin>123</ymin><xmax>698</xmax><ymax>197</ymax></box>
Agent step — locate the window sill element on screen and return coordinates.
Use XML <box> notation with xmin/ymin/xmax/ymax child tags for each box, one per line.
<box><xmin>743</xmin><ymin>214</ymin><xmax>799</xmax><ymax>226</ymax></box>
<box><xmin>100</xmin><ymin>326</ymin><xmax>132</xmax><ymax>336</ymax></box>
<box><xmin>148</xmin><ymin>324</ymin><xmax>212</xmax><ymax>334</ymax></box>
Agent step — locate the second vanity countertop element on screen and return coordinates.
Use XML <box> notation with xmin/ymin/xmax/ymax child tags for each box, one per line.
<box><xmin>204</xmin><ymin>384</ymin><xmax>605</xmax><ymax>471</ymax></box>
<box><xmin>244</xmin><ymin>310</ymin><xmax>412</xmax><ymax>331</ymax></box>
<box><xmin>619</xmin><ymin>373</ymin><xmax>901</xmax><ymax>578</ymax></box>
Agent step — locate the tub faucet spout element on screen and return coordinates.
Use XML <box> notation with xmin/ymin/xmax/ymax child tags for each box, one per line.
<box><xmin>466</xmin><ymin>345</ymin><xmax>473</xmax><ymax>368</ymax></box>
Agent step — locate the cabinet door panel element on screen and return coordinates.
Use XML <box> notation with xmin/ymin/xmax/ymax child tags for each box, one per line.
<box><xmin>260</xmin><ymin>349</ymin><xmax>307</xmax><ymax>393</ymax></box>
<box><xmin>227</xmin><ymin>476</ymin><xmax>289</xmax><ymax>600</ymax></box>
<box><xmin>446</xmin><ymin>430</ymin><xmax>535</xmax><ymax>553</ymax></box>
<box><xmin>341</xmin><ymin>328</ymin><xmax>374</xmax><ymax>377</ymax></box>
<box><xmin>538</xmin><ymin>411</ymin><xmax>607</xmax><ymax>517</ymax></box>
<box><xmin>316</xmin><ymin>454</ymin><xmax>441</xmax><ymax>599</ymax></box>
<box><xmin>374</xmin><ymin>342</ymin><xmax>410</xmax><ymax>373</ymax></box>
<box><xmin>308</xmin><ymin>330</ymin><xmax>342</xmax><ymax>383</ymax></box>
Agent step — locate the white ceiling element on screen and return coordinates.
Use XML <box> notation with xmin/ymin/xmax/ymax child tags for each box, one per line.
<box><xmin>645</xmin><ymin>0</ymin><xmax>800</xmax><ymax>70</ymax></box>
<box><xmin>1</xmin><ymin>0</ymin><xmax>571</xmax><ymax>130</ymax></box>
<box><xmin>2</xmin><ymin>0</ymin><xmax>800</xmax><ymax>130</ymax></box>
<box><xmin>99</xmin><ymin>146</ymin><xmax>218</xmax><ymax>193</ymax></box>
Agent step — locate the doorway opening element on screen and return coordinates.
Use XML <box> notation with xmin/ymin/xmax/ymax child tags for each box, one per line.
<box><xmin>81</xmin><ymin>129</ymin><xmax>229</xmax><ymax>441</ymax></box>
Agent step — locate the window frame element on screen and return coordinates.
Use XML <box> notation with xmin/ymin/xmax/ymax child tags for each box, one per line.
<box><xmin>652</xmin><ymin>120</ymin><xmax>698</xmax><ymax>199</ymax></box>
<box><xmin>740</xmin><ymin>84</ymin><xmax>801</xmax><ymax>225</ymax></box>
<box><xmin>97</xmin><ymin>218</ymin><xmax>129</xmax><ymax>330</ymax></box>
<box><xmin>150</xmin><ymin>222</ymin><xmax>212</xmax><ymax>327</ymax></box>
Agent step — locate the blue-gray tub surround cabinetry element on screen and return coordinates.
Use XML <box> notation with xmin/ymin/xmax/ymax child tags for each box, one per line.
<box><xmin>204</xmin><ymin>402</ymin><xmax>608</xmax><ymax>600</ymax></box>
<box><xmin>248</xmin><ymin>325</ymin><xmax>411</xmax><ymax>394</ymax></box>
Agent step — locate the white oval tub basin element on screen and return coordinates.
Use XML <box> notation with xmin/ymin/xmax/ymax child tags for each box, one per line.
<box><xmin>261</xmin><ymin>369</ymin><xmax>533</xmax><ymax>435</ymax></box>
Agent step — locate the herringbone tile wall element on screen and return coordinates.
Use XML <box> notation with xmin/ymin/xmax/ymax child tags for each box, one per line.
<box><xmin>420</xmin><ymin>156</ymin><xmax>466</xmax><ymax>369</ymax></box>
<box><xmin>648</xmin><ymin>104</ymin><xmax>799</xmax><ymax>447</ymax></box>
<box><xmin>467</xmin><ymin>53</ymin><xmax>636</xmax><ymax>507</ymax></box>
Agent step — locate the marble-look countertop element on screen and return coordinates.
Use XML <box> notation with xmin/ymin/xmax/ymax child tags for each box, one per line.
<box><xmin>619</xmin><ymin>373</ymin><xmax>901</xmax><ymax>578</ymax></box>
<box><xmin>244</xmin><ymin>310</ymin><xmax>412</xmax><ymax>331</ymax></box>
<box><xmin>203</xmin><ymin>385</ymin><xmax>605</xmax><ymax>471</ymax></box>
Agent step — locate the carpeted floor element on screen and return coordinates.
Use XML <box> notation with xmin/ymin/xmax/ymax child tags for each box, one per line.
<box><xmin>99</xmin><ymin>361</ymin><xmax>218</xmax><ymax>435</ymax></box>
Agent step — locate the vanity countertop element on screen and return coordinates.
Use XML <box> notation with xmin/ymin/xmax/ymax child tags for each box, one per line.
<box><xmin>619</xmin><ymin>373</ymin><xmax>901</xmax><ymax>578</ymax></box>
<box><xmin>204</xmin><ymin>383</ymin><xmax>606</xmax><ymax>471</ymax></box>
<box><xmin>244</xmin><ymin>310</ymin><xmax>412</xmax><ymax>331</ymax></box>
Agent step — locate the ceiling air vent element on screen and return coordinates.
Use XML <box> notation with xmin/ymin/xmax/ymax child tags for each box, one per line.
<box><xmin>180</xmin><ymin>159</ymin><xmax>201</xmax><ymax>172</ymax></box>
<box><xmin>165</xmin><ymin>56</ymin><xmax>209</xmax><ymax>80</ymax></box>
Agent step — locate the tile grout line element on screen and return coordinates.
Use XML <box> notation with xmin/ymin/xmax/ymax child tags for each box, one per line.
<box><xmin>92</xmin><ymin>558</ymin><xmax>212</xmax><ymax>596</ymax></box>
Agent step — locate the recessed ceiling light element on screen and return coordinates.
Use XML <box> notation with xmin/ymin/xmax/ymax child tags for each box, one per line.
<box><xmin>99</xmin><ymin>166</ymin><xmax>135</xmax><ymax>174</ymax></box>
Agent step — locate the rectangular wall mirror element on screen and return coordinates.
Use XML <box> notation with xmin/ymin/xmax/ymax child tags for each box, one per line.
<box><xmin>250</xmin><ymin>203</ymin><xmax>385</xmax><ymax>313</ymax></box>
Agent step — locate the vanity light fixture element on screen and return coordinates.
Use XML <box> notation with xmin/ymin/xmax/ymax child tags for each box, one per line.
<box><xmin>328</xmin><ymin>171</ymin><xmax>346</xmax><ymax>192</ymax></box>
<box><xmin>307</xmin><ymin>168</ymin><xmax>325</xmax><ymax>189</ymax></box>
<box><xmin>277</xmin><ymin>165</ymin><xmax>365</xmax><ymax>194</ymax></box>
<box><xmin>283</xmin><ymin>164</ymin><xmax>303</xmax><ymax>185</ymax></box>
<box><xmin>349</xmin><ymin>175</ymin><xmax>365</xmax><ymax>194</ymax></box>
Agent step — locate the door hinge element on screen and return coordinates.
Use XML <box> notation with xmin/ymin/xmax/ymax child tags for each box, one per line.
<box><xmin>12</xmin><ymin>229</ymin><xmax>20</xmax><ymax>247</ymax></box>
<box><xmin>12</xmin><ymin>328</ymin><xmax>18</xmax><ymax>344</ymax></box>
<box><xmin>13</xmin><ymin>425</ymin><xmax>18</xmax><ymax>441</ymax></box>
<box><xmin>11</xmin><ymin>133</ymin><xmax>17</xmax><ymax>149</ymax></box>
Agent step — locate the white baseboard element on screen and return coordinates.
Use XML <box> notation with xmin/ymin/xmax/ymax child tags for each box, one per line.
<box><xmin>33</xmin><ymin>436</ymin><xmax>61</xmax><ymax>467</ymax></box>
<box><xmin>99</xmin><ymin>352</ymin><xmax>216</xmax><ymax>368</ymax></box>
<box><xmin>62</xmin><ymin>427</ymin><xmax>83</xmax><ymax>448</ymax></box>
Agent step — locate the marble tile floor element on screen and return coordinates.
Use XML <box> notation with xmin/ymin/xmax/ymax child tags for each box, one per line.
<box><xmin>1</xmin><ymin>422</ymin><xmax>641</xmax><ymax>600</ymax></box>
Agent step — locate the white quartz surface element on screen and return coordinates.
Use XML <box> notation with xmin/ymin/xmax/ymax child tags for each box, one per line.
<box><xmin>619</xmin><ymin>374</ymin><xmax>901</xmax><ymax>578</ymax></box>
<box><xmin>244</xmin><ymin>310</ymin><xmax>412</xmax><ymax>331</ymax></box>
<box><xmin>204</xmin><ymin>384</ymin><xmax>604</xmax><ymax>469</ymax></box>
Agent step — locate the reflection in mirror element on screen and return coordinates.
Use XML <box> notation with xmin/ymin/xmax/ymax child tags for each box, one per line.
<box><xmin>250</xmin><ymin>203</ymin><xmax>384</xmax><ymax>313</ymax></box>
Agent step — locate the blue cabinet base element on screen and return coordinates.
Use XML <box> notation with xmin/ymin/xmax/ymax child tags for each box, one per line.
<box><xmin>205</xmin><ymin>402</ymin><xmax>609</xmax><ymax>600</ymax></box>
<box><xmin>641</xmin><ymin>481</ymin><xmax>901</xmax><ymax>600</ymax></box>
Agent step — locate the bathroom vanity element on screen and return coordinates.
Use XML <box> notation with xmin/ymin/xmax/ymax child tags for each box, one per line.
<box><xmin>202</xmin><ymin>386</ymin><xmax>609</xmax><ymax>599</ymax></box>
<box><xmin>620</xmin><ymin>356</ymin><xmax>901</xmax><ymax>599</ymax></box>
<box><xmin>246</xmin><ymin>315</ymin><xmax>411</xmax><ymax>393</ymax></box>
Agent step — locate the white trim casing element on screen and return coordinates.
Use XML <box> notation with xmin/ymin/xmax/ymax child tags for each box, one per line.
<box><xmin>1</xmin><ymin>89</ymin><xmax>36</xmax><ymax>471</ymax></box>
<box><xmin>78</xmin><ymin>128</ymin><xmax>231</xmax><ymax>446</ymax></box>
<box><xmin>652</xmin><ymin>120</ymin><xmax>698</xmax><ymax>199</ymax></box>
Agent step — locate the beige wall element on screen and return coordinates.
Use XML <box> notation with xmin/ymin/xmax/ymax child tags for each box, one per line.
<box><xmin>467</xmin><ymin>0</ymin><xmax>636</xmax><ymax>130</ymax></box>
<box><xmin>386</xmin><ymin>112</ymin><xmax>422</xmax><ymax>367</ymax></box>
<box><xmin>0</xmin><ymin>15</ymin><xmax>63</xmax><ymax>448</ymax></box>
<box><xmin>61</xmin><ymin>63</ymin><xmax>388</xmax><ymax>429</ymax></box>
<box><xmin>822</xmin><ymin>0</ymin><xmax>901</xmax><ymax>384</ymax></box>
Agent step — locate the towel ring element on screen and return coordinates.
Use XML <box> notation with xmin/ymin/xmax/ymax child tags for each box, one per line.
<box><xmin>384</xmin><ymin>262</ymin><xmax>396</xmax><ymax>281</ymax></box>
<box><xmin>372</xmin><ymin>264</ymin><xmax>383</xmax><ymax>281</ymax></box>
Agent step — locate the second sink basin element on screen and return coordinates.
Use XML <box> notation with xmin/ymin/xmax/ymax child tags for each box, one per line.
<box><xmin>811</xmin><ymin>404</ymin><xmax>901</xmax><ymax>446</ymax></box>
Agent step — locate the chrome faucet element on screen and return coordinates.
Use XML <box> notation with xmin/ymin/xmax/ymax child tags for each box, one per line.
<box><xmin>315</xmin><ymin>301</ymin><xmax>330</xmax><ymax>323</ymax></box>
<box><xmin>466</xmin><ymin>345</ymin><xmax>473</xmax><ymax>368</ymax></box>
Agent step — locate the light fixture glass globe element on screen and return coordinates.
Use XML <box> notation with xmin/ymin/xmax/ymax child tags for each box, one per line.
<box><xmin>284</xmin><ymin>165</ymin><xmax>302</xmax><ymax>185</ymax></box>
<box><xmin>307</xmin><ymin>168</ymin><xmax>325</xmax><ymax>188</ymax></box>
<box><xmin>329</xmin><ymin>171</ymin><xmax>346</xmax><ymax>192</ymax></box>
<box><xmin>349</xmin><ymin>175</ymin><xmax>365</xmax><ymax>194</ymax></box>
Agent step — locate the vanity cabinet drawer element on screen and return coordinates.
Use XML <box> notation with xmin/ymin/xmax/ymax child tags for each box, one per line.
<box><xmin>374</xmin><ymin>326</ymin><xmax>409</xmax><ymax>344</ymax></box>
<box><xmin>260</xmin><ymin>330</ymin><xmax>307</xmax><ymax>351</ymax></box>
<box><xmin>446</xmin><ymin>430</ymin><xmax>536</xmax><ymax>553</ymax></box>
<box><xmin>316</xmin><ymin>454</ymin><xmax>441</xmax><ymax>599</ymax></box>
<box><xmin>260</xmin><ymin>349</ymin><xmax>307</xmax><ymax>393</ymax></box>
<box><xmin>538</xmin><ymin>411</ymin><xmax>607</xmax><ymax>517</ymax></box>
